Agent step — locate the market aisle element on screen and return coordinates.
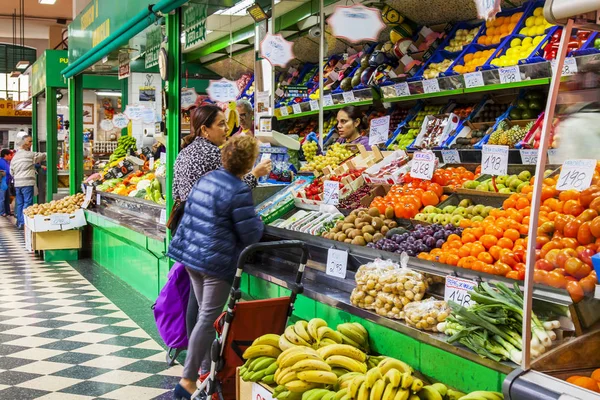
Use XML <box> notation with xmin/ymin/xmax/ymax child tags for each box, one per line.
<box><xmin>0</xmin><ymin>218</ymin><xmax>181</xmax><ymax>400</ymax></box>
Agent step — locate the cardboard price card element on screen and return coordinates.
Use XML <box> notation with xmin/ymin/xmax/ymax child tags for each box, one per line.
<box><xmin>369</xmin><ymin>115</ymin><xmax>390</xmax><ymax>145</ymax></box>
<box><xmin>464</xmin><ymin>71</ymin><xmax>484</xmax><ymax>88</ymax></box>
<box><xmin>445</xmin><ymin>276</ymin><xmax>477</xmax><ymax>307</ymax></box>
<box><xmin>410</xmin><ymin>151</ymin><xmax>436</xmax><ymax>180</ymax></box>
<box><xmin>422</xmin><ymin>79</ymin><xmax>440</xmax><ymax>94</ymax></box>
<box><xmin>326</xmin><ymin>248</ymin><xmax>348</xmax><ymax>279</ymax></box>
<box><xmin>520</xmin><ymin>149</ymin><xmax>538</xmax><ymax>165</ymax></box>
<box><xmin>556</xmin><ymin>159</ymin><xmax>596</xmax><ymax>191</ymax></box>
<box><xmin>441</xmin><ymin>149</ymin><xmax>460</xmax><ymax>164</ymax></box>
<box><xmin>393</xmin><ymin>82</ymin><xmax>410</xmax><ymax>97</ymax></box>
<box><xmin>481</xmin><ymin>145</ymin><xmax>509</xmax><ymax>176</ymax></box>
<box><xmin>499</xmin><ymin>66</ymin><xmax>521</xmax><ymax>84</ymax></box>
<box><xmin>323</xmin><ymin>180</ymin><xmax>340</xmax><ymax>205</ymax></box>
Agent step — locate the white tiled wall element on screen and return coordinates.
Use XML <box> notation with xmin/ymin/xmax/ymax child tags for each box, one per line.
<box><xmin>127</xmin><ymin>72</ymin><xmax>162</xmax><ymax>149</ymax></box>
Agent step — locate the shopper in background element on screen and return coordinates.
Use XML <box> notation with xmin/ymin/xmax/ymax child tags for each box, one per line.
<box><xmin>234</xmin><ymin>99</ymin><xmax>255</xmax><ymax>137</ymax></box>
<box><xmin>11</xmin><ymin>136</ymin><xmax>46</xmax><ymax>229</ymax></box>
<box><xmin>336</xmin><ymin>105</ymin><xmax>371</xmax><ymax>150</ymax></box>
<box><xmin>0</xmin><ymin>149</ymin><xmax>11</xmax><ymax>217</ymax></box>
<box><xmin>168</xmin><ymin>136</ymin><xmax>264</xmax><ymax>399</ymax></box>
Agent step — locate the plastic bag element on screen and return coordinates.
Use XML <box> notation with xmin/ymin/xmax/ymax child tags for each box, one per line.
<box><xmin>401</xmin><ymin>298</ymin><xmax>449</xmax><ymax>332</ymax></box>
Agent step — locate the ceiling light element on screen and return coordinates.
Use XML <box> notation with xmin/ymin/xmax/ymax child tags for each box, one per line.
<box><xmin>95</xmin><ymin>91</ymin><xmax>121</xmax><ymax>97</ymax></box>
<box><xmin>38</xmin><ymin>0</ymin><xmax>57</xmax><ymax>4</ymax></box>
<box><xmin>16</xmin><ymin>61</ymin><xmax>29</xmax><ymax>70</ymax></box>
<box><xmin>10</xmin><ymin>71</ymin><xmax>21</xmax><ymax>78</ymax></box>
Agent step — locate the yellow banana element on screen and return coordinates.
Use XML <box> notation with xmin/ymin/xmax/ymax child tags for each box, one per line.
<box><xmin>319</xmin><ymin>338</ymin><xmax>338</xmax><ymax>348</ymax></box>
<box><xmin>322</xmin><ymin>392</ymin><xmax>337</xmax><ymax>400</ymax></box>
<box><xmin>275</xmin><ymin>367</ymin><xmax>291</xmax><ymax>384</ymax></box>
<box><xmin>280</xmin><ymin>371</ymin><xmax>299</xmax><ymax>385</ymax></box>
<box><xmin>243</xmin><ymin>345</ymin><xmax>282</xmax><ymax>360</ymax></box>
<box><xmin>352</xmin><ymin>322</ymin><xmax>368</xmax><ymax>337</ymax></box>
<box><xmin>303</xmin><ymin>388</ymin><xmax>330</xmax><ymax>400</ymax></box>
<box><xmin>286</xmin><ymin>325</ymin><xmax>311</xmax><ymax>346</ymax></box>
<box><xmin>400</xmin><ymin>373</ymin><xmax>413</xmax><ymax>390</ymax></box>
<box><xmin>337</xmin><ymin>323</ymin><xmax>367</xmax><ymax>345</ymax></box>
<box><xmin>279</xmin><ymin>335</ymin><xmax>297</xmax><ymax>351</ymax></box>
<box><xmin>339</xmin><ymin>333</ymin><xmax>362</xmax><ymax>349</ymax></box>
<box><xmin>378</xmin><ymin>358</ymin><xmax>413</xmax><ymax>375</ymax></box>
<box><xmin>280</xmin><ymin>352</ymin><xmax>322</xmax><ymax>369</ymax></box>
<box><xmin>349</xmin><ymin>375</ymin><xmax>366</xmax><ymax>398</ymax></box>
<box><xmin>297</xmin><ymin>370</ymin><xmax>338</xmax><ymax>385</ymax></box>
<box><xmin>295</xmin><ymin>321</ymin><xmax>313</xmax><ymax>343</ymax></box>
<box><xmin>291</xmin><ymin>359</ymin><xmax>332</xmax><ymax>373</ymax></box>
<box><xmin>318</xmin><ymin>344</ymin><xmax>367</xmax><ymax>363</ymax></box>
<box><xmin>332</xmin><ymin>368</ymin><xmax>349</xmax><ymax>378</ymax></box>
<box><xmin>252</xmin><ymin>334</ymin><xmax>281</xmax><ymax>348</ymax></box>
<box><xmin>326</xmin><ymin>355</ymin><xmax>367</xmax><ymax>374</ymax></box>
<box><xmin>382</xmin><ymin>383</ymin><xmax>398</xmax><ymax>400</ymax></box>
<box><xmin>340</xmin><ymin>396</ymin><xmax>351</xmax><ymax>400</ymax></box>
<box><xmin>357</xmin><ymin>382</ymin><xmax>370</xmax><ymax>400</ymax></box>
<box><xmin>410</xmin><ymin>378</ymin><xmax>423</xmax><ymax>393</ymax></box>
<box><xmin>308</xmin><ymin>318</ymin><xmax>328</xmax><ymax>341</ymax></box>
<box><xmin>370</xmin><ymin>379</ymin><xmax>386</xmax><ymax>400</ymax></box>
<box><xmin>430</xmin><ymin>383</ymin><xmax>448</xmax><ymax>397</ymax></box>
<box><xmin>338</xmin><ymin>372</ymin><xmax>362</xmax><ymax>390</ymax></box>
<box><xmin>285</xmin><ymin>380</ymin><xmax>320</xmax><ymax>393</ymax></box>
<box><xmin>393</xmin><ymin>389</ymin><xmax>409</xmax><ymax>400</ymax></box>
<box><xmin>253</xmin><ymin>357</ymin><xmax>276</xmax><ymax>372</ymax></box>
<box><xmin>334</xmin><ymin>388</ymin><xmax>348</xmax><ymax>400</ymax></box>
<box><xmin>408</xmin><ymin>395</ymin><xmax>419</xmax><ymax>400</ymax></box>
<box><xmin>365</xmin><ymin>368</ymin><xmax>383</xmax><ymax>388</ymax></box>
<box><xmin>383</xmin><ymin>369</ymin><xmax>401</xmax><ymax>388</ymax></box>
<box><xmin>278</xmin><ymin>345</ymin><xmax>317</xmax><ymax>366</ymax></box>
<box><xmin>317</xmin><ymin>326</ymin><xmax>343</xmax><ymax>344</ymax></box>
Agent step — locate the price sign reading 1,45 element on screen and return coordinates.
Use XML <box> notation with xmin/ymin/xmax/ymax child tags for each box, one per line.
<box><xmin>410</xmin><ymin>151</ymin><xmax>436</xmax><ymax>180</ymax></box>
<box><xmin>444</xmin><ymin>276</ymin><xmax>476</xmax><ymax>307</ymax></box>
<box><xmin>556</xmin><ymin>159</ymin><xmax>596</xmax><ymax>191</ymax></box>
<box><xmin>481</xmin><ymin>144</ymin><xmax>509</xmax><ymax>176</ymax></box>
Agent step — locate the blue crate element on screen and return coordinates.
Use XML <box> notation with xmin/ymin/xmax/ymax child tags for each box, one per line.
<box><xmin>294</xmin><ymin>63</ymin><xmax>317</xmax><ymax>85</ymax></box>
<box><xmin>410</xmin><ymin>50</ymin><xmax>459</xmax><ymax>81</ymax></box>
<box><xmin>385</xmin><ymin>101</ymin><xmax>424</xmax><ymax>148</ymax></box>
<box><xmin>438</xmin><ymin>21</ymin><xmax>484</xmax><ymax>55</ymax></box>
<box><xmin>444</xmin><ymin>43</ymin><xmax>499</xmax><ymax>76</ymax></box>
<box><xmin>476</xmin><ymin>2</ymin><xmax>531</xmax><ymax>48</ymax></box>
<box><xmin>571</xmin><ymin>31</ymin><xmax>600</xmax><ymax>56</ymax></box>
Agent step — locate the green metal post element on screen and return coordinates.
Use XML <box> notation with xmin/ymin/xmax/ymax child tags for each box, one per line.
<box><xmin>165</xmin><ymin>10</ymin><xmax>181</xmax><ymax>243</ymax></box>
<box><xmin>32</xmin><ymin>96</ymin><xmax>38</xmax><ymax>204</ymax></box>
<box><xmin>46</xmin><ymin>87</ymin><xmax>58</xmax><ymax>202</ymax></box>
<box><xmin>68</xmin><ymin>75</ymin><xmax>84</xmax><ymax>194</ymax></box>
<box><xmin>120</xmin><ymin>77</ymin><xmax>128</xmax><ymax>136</ymax></box>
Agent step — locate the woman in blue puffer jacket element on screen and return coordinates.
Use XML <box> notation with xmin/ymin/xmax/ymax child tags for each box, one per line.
<box><xmin>168</xmin><ymin>136</ymin><xmax>264</xmax><ymax>399</ymax></box>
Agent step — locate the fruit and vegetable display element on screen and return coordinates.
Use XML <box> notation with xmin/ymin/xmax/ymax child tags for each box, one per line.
<box><xmin>444</xmin><ymin>27</ymin><xmax>480</xmax><ymax>53</ymax></box>
<box><xmin>24</xmin><ymin>193</ymin><xmax>85</xmax><ymax>217</ymax></box>
<box><xmin>370</xmin><ymin>181</ymin><xmax>444</xmax><ymax>219</ymax></box>
<box><xmin>389</xmin><ymin>107</ymin><xmax>410</xmax><ymax>132</ymax></box>
<box><xmin>321</xmin><ymin>207</ymin><xmax>399</xmax><ymax>246</ymax></box>
<box><xmin>471</xmin><ymin>103</ymin><xmax>510</xmax><ymax>123</ymax></box>
<box><xmin>108</xmin><ymin>135</ymin><xmax>137</xmax><ymax>163</ymax></box>
<box><xmin>413</xmin><ymin>200</ymin><xmax>492</xmax><ymax>227</ymax></box>
<box><xmin>519</xmin><ymin>7</ymin><xmax>554</xmax><ymax>37</ymax></box>
<box><xmin>453</xmin><ymin>49</ymin><xmax>496</xmax><ymax>75</ymax></box>
<box><xmin>402</xmin><ymin>299</ymin><xmax>450</xmax><ymax>332</ymax></box>
<box><xmin>439</xmin><ymin>282</ymin><xmax>559</xmax><ymax>364</ymax></box>
<box><xmin>415</xmin><ymin>114</ymin><xmax>461</xmax><ymax>149</ymax></box>
<box><xmin>408</xmin><ymin>107</ymin><xmax>442</xmax><ymax>129</ymax></box>
<box><xmin>431</xmin><ymin>167</ymin><xmax>476</xmax><ymax>189</ymax></box>
<box><xmin>450</xmin><ymin>129</ymin><xmax>487</xmax><ymax>149</ymax></box>
<box><xmin>303</xmin><ymin>141</ymin><xmax>320</xmax><ymax>163</ymax></box>
<box><xmin>369</xmin><ymin>223</ymin><xmax>463</xmax><ymax>257</ymax></box>
<box><xmin>423</xmin><ymin>59</ymin><xmax>454</xmax><ymax>80</ymax></box>
<box><xmin>240</xmin><ymin>318</ymin><xmax>505</xmax><ymax>400</ymax></box>
<box><xmin>477</xmin><ymin>13</ymin><xmax>523</xmax><ymax>47</ymax></box>
<box><xmin>300</xmin><ymin>144</ymin><xmax>355</xmax><ymax>173</ymax></box>
<box><xmin>388</xmin><ymin>128</ymin><xmax>419</xmax><ymax>151</ymax></box>
<box><xmin>274</xmin><ymin>210</ymin><xmax>343</xmax><ymax>236</ymax></box>
<box><xmin>296</xmin><ymin>169</ymin><xmax>365</xmax><ymax>203</ymax></box>
<box><xmin>508</xmin><ymin>92</ymin><xmax>544</xmax><ymax>120</ymax></box>
<box><xmin>490</xmin><ymin>35</ymin><xmax>548</xmax><ymax>68</ymax></box>
<box><xmin>462</xmin><ymin>170</ymin><xmax>532</xmax><ymax>194</ymax></box>
<box><xmin>338</xmin><ymin>186</ymin><xmax>374</xmax><ymax>210</ymax></box>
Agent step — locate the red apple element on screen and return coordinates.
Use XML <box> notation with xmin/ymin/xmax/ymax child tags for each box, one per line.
<box><xmin>535</xmin><ymin>259</ymin><xmax>554</xmax><ymax>272</ymax></box>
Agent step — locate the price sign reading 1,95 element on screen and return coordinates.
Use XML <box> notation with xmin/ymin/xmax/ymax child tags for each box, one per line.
<box><xmin>520</xmin><ymin>149</ymin><xmax>538</xmax><ymax>165</ymax></box>
<box><xmin>445</xmin><ymin>276</ymin><xmax>476</xmax><ymax>307</ymax></box>
<box><xmin>326</xmin><ymin>248</ymin><xmax>348</xmax><ymax>279</ymax></box>
<box><xmin>498</xmin><ymin>66</ymin><xmax>521</xmax><ymax>84</ymax></box>
<box><xmin>481</xmin><ymin>144</ymin><xmax>509</xmax><ymax>176</ymax></box>
<box><xmin>556</xmin><ymin>159</ymin><xmax>596</xmax><ymax>191</ymax></box>
<box><xmin>410</xmin><ymin>151</ymin><xmax>436</xmax><ymax>180</ymax></box>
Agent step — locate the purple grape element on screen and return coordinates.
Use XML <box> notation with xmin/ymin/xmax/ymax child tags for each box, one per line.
<box><xmin>436</xmin><ymin>239</ymin><xmax>445</xmax><ymax>248</ymax></box>
<box><xmin>444</xmin><ymin>223</ymin><xmax>454</xmax><ymax>231</ymax></box>
<box><xmin>414</xmin><ymin>231</ymin><xmax>423</xmax><ymax>240</ymax></box>
<box><xmin>425</xmin><ymin>237</ymin><xmax>436</xmax><ymax>247</ymax></box>
<box><xmin>406</xmin><ymin>236</ymin><xmax>415</xmax><ymax>243</ymax></box>
<box><xmin>433</xmin><ymin>231</ymin><xmax>444</xmax><ymax>240</ymax></box>
<box><xmin>418</xmin><ymin>243</ymin><xmax>428</xmax><ymax>252</ymax></box>
<box><xmin>367</xmin><ymin>243</ymin><xmax>375</xmax><ymax>248</ymax></box>
<box><xmin>406</xmin><ymin>249</ymin><xmax>416</xmax><ymax>257</ymax></box>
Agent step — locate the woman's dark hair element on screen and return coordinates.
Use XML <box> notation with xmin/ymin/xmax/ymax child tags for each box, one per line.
<box><xmin>339</xmin><ymin>105</ymin><xmax>367</xmax><ymax>131</ymax></box>
<box><xmin>182</xmin><ymin>104</ymin><xmax>222</xmax><ymax>148</ymax></box>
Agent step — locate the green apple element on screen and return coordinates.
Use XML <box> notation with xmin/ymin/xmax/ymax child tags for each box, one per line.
<box><xmin>496</xmin><ymin>175</ymin><xmax>508</xmax><ymax>185</ymax></box>
<box><xmin>499</xmin><ymin>188</ymin><xmax>512</xmax><ymax>194</ymax></box>
<box><xmin>466</xmin><ymin>206</ymin><xmax>474</xmax><ymax>215</ymax></box>
<box><xmin>433</xmin><ymin>214</ymin><xmax>444</xmax><ymax>224</ymax></box>
<box><xmin>488</xmin><ymin>181</ymin><xmax>497</xmax><ymax>191</ymax></box>
<box><xmin>426</xmin><ymin>213</ymin><xmax>437</xmax><ymax>223</ymax></box>
<box><xmin>453</xmin><ymin>207</ymin><xmax>467</xmax><ymax>217</ymax></box>
<box><xmin>518</xmin><ymin>170</ymin><xmax>532</xmax><ymax>182</ymax></box>
<box><xmin>510</xmin><ymin>178</ymin><xmax>524</xmax><ymax>191</ymax></box>
<box><xmin>495</xmin><ymin>183</ymin><xmax>506</xmax><ymax>190</ymax></box>
<box><xmin>472</xmin><ymin>204</ymin><xmax>485</xmax><ymax>216</ymax></box>
<box><xmin>423</xmin><ymin>205</ymin><xmax>437</xmax><ymax>214</ymax></box>
<box><xmin>441</xmin><ymin>215</ymin><xmax>452</xmax><ymax>225</ymax></box>
<box><xmin>544</xmin><ymin>169</ymin><xmax>553</xmax><ymax>177</ymax></box>
<box><xmin>414</xmin><ymin>213</ymin><xmax>427</xmax><ymax>221</ymax></box>
<box><xmin>476</xmin><ymin>184</ymin><xmax>489</xmax><ymax>192</ymax></box>
<box><xmin>451</xmin><ymin>215</ymin><xmax>464</xmax><ymax>226</ymax></box>
<box><xmin>483</xmin><ymin>206</ymin><xmax>493</xmax><ymax>217</ymax></box>
<box><xmin>443</xmin><ymin>205</ymin><xmax>456</xmax><ymax>214</ymax></box>
<box><xmin>471</xmin><ymin>216</ymin><xmax>484</xmax><ymax>222</ymax></box>
<box><xmin>458</xmin><ymin>198</ymin><xmax>472</xmax><ymax>208</ymax></box>
<box><xmin>517</xmin><ymin>182</ymin><xmax>529</xmax><ymax>193</ymax></box>
<box><xmin>463</xmin><ymin>180</ymin><xmax>479</xmax><ymax>189</ymax></box>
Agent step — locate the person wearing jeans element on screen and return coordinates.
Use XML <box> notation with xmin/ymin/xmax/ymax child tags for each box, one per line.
<box><xmin>0</xmin><ymin>149</ymin><xmax>11</xmax><ymax>217</ymax></box>
<box><xmin>10</xmin><ymin>135</ymin><xmax>46</xmax><ymax>229</ymax></box>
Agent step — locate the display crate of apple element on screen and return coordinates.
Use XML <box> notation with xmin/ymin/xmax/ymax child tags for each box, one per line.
<box><xmin>364</xmin><ymin>150</ymin><xmax>411</xmax><ymax>185</ymax></box>
<box><xmin>294</xmin><ymin>169</ymin><xmax>365</xmax><ymax>210</ymax></box>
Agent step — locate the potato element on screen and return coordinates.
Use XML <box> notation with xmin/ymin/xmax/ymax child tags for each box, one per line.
<box><xmin>337</xmin><ymin>233</ymin><xmax>347</xmax><ymax>242</ymax></box>
<box><xmin>344</xmin><ymin>239</ymin><xmax>352</xmax><ymax>244</ymax></box>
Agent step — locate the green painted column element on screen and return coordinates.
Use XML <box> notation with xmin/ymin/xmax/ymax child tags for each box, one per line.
<box><xmin>120</xmin><ymin>77</ymin><xmax>128</xmax><ymax>137</ymax></box>
<box><xmin>46</xmin><ymin>87</ymin><xmax>58</xmax><ymax>202</ymax></box>
<box><xmin>32</xmin><ymin>96</ymin><xmax>38</xmax><ymax>204</ymax></box>
<box><xmin>68</xmin><ymin>75</ymin><xmax>84</xmax><ymax>194</ymax></box>
<box><xmin>165</xmin><ymin>10</ymin><xmax>181</xmax><ymax>242</ymax></box>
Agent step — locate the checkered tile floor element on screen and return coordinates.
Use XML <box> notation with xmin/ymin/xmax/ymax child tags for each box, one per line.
<box><xmin>0</xmin><ymin>219</ymin><xmax>181</xmax><ymax>399</ymax></box>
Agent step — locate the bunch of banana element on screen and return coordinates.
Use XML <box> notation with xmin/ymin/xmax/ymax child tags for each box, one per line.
<box><xmin>243</xmin><ymin>334</ymin><xmax>283</xmax><ymax>360</ymax></box>
<box><xmin>300</xmin><ymin>388</ymin><xmax>347</xmax><ymax>400</ymax></box>
<box><xmin>109</xmin><ymin>135</ymin><xmax>137</xmax><ymax>162</ymax></box>
<box><xmin>274</xmin><ymin>345</ymin><xmax>334</xmax><ymax>395</ymax></box>
<box><xmin>458</xmin><ymin>391</ymin><xmax>504</xmax><ymax>400</ymax></box>
<box><xmin>337</xmin><ymin>323</ymin><xmax>370</xmax><ymax>353</ymax></box>
<box><xmin>239</xmin><ymin>356</ymin><xmax>278</xmax><ymax>384</ymax></box>
<box><xmin>366</xmin><ymin>356</ymin><xmax>386</xmax><ymax>371</ymax></box>
<box><xmin>280</xmin><ymin>319</ymin><xmax>344</xmax><ymax>351</ymax></box>
<box><xmin>343</xmin><ymin>366</ymin><xmax>422</xmax><ymax>400</ymax></box>
<box><xmin>336</xmin><ymin>372</ymin><xmax>364</xmax><ymax>391</ymax></box>
<box><xmin>317</xmin><ymin>344</ymin><xmax>367</xmax><ymax>375</ymax></box>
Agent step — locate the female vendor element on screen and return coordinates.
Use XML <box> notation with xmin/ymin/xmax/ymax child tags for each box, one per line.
<box><xmin>336</xmin><ymin>105</ymin><xmax>371</xmax><ymax>150</ymax></box>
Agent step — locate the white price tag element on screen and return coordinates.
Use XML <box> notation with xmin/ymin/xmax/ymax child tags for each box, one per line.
<box><xmin>464</xmin><ymin>71</ymin><xmax>485</xmax><ymax>88</ymax></box>
<box><xmin>547</xmin><ymin>149</ymin><xmax>563</xmax><ymax>165</ymax></box>
<box><xmin>499</xmin><ymin>66</ymin><xmax>521</xmax><ymax>84</ymax></box>
<box><xmin>309</xmin><ymin>100</ymin><xmax>319</xmax><ymax>111</ymax></box>
<box><xmin>393</xmin><ymin>82</ymin><xmax>411</xmax><ymax>97</ymax></box>
<box><xmin>82</xmin><ymin>186</ymin><xmax>93</xmax><ymax>209</ymax></box>
<box><xmin>96</xmin><ymin>193</ymin><xmax>101</xmax><ymax>205</ymax></box>
<box><xmin>369</xmin><ymin>115</ymin><xmax>391</xmax><ymax>146</ymax></box>
<box><xmin>326</xmin><ymin>248</ymin><xmax>348</xmax><ymax>279</ymax></box>
<box><xmin>159</xmin><ymin>209</ymin><xmax>167</xmax><ymax>225</ymax></box>
<box><xmin>279</xmin><ymin>106</ymin><xmax>289</xmax><ymax>117</ymax></box>
<box><xmin>292</xmin><ymin>103</ymin><xmax>302</xmax><ymax>114</ymax></box>
<box><xmin>410</xmin><ymin>151</ymin><xmax>436</xmax><ymax>180</ymax></box>
<box><xmin>441</xmin><ymin>149</ymin><xmax>461</xmax><ymax>164</ymax></box>
<box><xmin>422</xmin><ymin>79</ymin><xmax>440</xmax><ymax>94</ymax></box>
<box><xmin>160</xmin><ymin>152</ymin><xmax>166</xmax><ymax>165</ymax></box>
<box><xmin>520</xmin><ymin>149</ymin><xmax>538</xmax><ymax>165</ymax></box>
<box><xmin>556</xmin><ymin>159</ymin><xmax>596</xmax><ymax>191</ymax></box>
<box><xmin>551</xmin><ymin>57</ymin><xmax>578</xmax><ymax>76</ymax></box>
<box><xmin>481</xmin><ymin>145</ymin><xmax>509</xmax><ymax>176</ymax></box>
<box><xmin>445</xmin><ymin>276</ymin><xmax>476</xmax><ymax>307</ymax></box>
<box><xmin>50</xmin><ymin>214</ymin><xmax>71</xmax><ymax>226</ymax></box>
<box><xmin>323</xmin><ymin>95</ymin><xmax>334</xmax><ymax>107</ymax></box>
<box><xmin>342</xmin><ymin>91</ymin><xmax>356</xmax><ymax>103</ymax></box>
<box><xmin>260</xmin><ymin>153</ymin><xmax>272</xmax><ymax>163</ymax></box>
<box><xmin>323</xmin><ymin>180</ymin><xmax>340</xmax><ymax>206</ymax></box>
<box><xmin>149</xmin><ymin>157</ymin><xmax>155</xmax><ymax>170</ymax></box>
<box><xmin>252</xmin><ymin>382</ymin><xmax>273</xmax><ymax>400</ymax></box>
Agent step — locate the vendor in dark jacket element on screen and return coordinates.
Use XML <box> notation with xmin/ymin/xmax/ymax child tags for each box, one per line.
<box><xmin>168</xmin><ymin>135</ymin><xmax>264</xmax><ymax>399</ymax></box>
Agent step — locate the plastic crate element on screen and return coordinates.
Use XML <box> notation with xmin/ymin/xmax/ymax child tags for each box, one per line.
<box><xmin>570</xmin><ymin>31</ymin><xmax>600</xmax><ymax>56</ymax></box>
<box><xmin>410</xmin><ymin>50</ymin><xmax>459</xmax><ymax>81</ymax></box>
<box><xmin>444</xmin><ymin>43</ymin><xmax>498</xmax><ymax>76</ymax></box>
<box><xmin>439</xmin><ymin>21</ymin><xmax>484</xmax><ymax>55</ymax></box>
<box><xmin>475</xmin><ymin>2</ymin><xmax>532</xmax><ymax>48</ymax></box>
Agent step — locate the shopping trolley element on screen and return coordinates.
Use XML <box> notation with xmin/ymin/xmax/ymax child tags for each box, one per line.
<box><xmin>191</xmin><ymin>240</ymin><xmax>309</xmax><ymax>400</ymax></box>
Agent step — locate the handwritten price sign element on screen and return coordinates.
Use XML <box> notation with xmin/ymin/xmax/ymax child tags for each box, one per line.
<box><xmin>520</xmin><ymin>149</ymin><xmax>538</xmax><ymax>165</ymax></box>
<box><xmin>411</xmin><ymin>151</ymin><xmax>436</xmax><ymax>180</ymax></box>
<box><xmin>445</xmin><ymin>276</ymin><xmax>476</xmax><ymax>307</ymax></box>
<box><xmin>369</xmin><ymin>115</ymin><xmax>390</xmax><ymax>145</ymax></box>
<box><xmin>309</xmin><ymin>100</ymin><xmax>319</xmax><ymax>111</ymax></box>
<box><xmin>556</xmin><ymin>159</ymin><xmax>596</xmax><ymax>191</ymax></box>
<box><xmin>326</xmin><ymin>248</ymin><xmax>348</xmax><ymax>279</ymax></box>
<box><xmin>464</xmin><ymin>71</ymin><xmax>484</xmax><ymax>88</ymax></box>
<box><xmin>292</xmin><ymin>103</ymin><xmax>302</xmax><ymax>114</ymax></box>
<box><xmin>323</xmin><ymin>94</ymin><xmax>334</xmax><ymax>107</ymax></box>
<box><xmin>393</xmin><ymin>82</ymin><xmax>411</xmax><ymax>97</ymax></box>
<box><xmin>279</xmin><ymin>107</ymin><xmax>289</xmax><ymax>117</ymax></box>
<box><xmin>342</xmin><ymin>91</ymin><xmax>356</xmax><ymax>103</ymax></box>
<box><xmin>50</xmin><ymin>214</ymin><xmax>71</xmax><ymax>226</ymax></box>
<box><xmin>441</xmin><ymin>149</ymin><xmax>461</xmax><ymax>164</ymax></box>
<box><xmin>422</xmin><ymin>79</ymin><xmax>440</xmax><ymax>94</ymax></box>
<box><xmin>252</xmin><ymin>382</ymin><xmax>273</xmax><ymax>400</ymax></box>
<box><xmin>499</xmin><ymin>66</ymin><xmax>521</xmax><ymax>84</ymax></box>
<box><xmin>481</xmin><ymin>145</ymin><xmax>509</xmax><ymax>176</ymax></box>
<box><xmin>323</xmin><ymin>180</ymin><xmax>340</xmax><ymax>206</ymax></box>
<box><xmin>551</xmin><ymin>57</ymin><xmax>578</xmax><ymax>77</ymax></box>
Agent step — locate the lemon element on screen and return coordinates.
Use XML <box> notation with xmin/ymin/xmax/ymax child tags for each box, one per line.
<box><xmin>510</xmin><ymin>38</ymin><xmax>522</xmax><ymax>47</ymax></box>
<box><xmin>533</xmin><ymin>25</ymin><xmax>545</xmax><ymax>35</ymax></box>
<box><xmin>520</xmin><ymin>27</ymin><xmax>529</xmax><ymax>36</ymax></box>
<box><xmin>506</xmin><ymin>48</ymin><xmax>517</xmax><ymax>56</ymax></box>
<box><xmin>534</xmin><ymin>16</ymin><xmax>545</xmax><ymax>26</ymax></box>
<box><xmin>533</xmin><ymin>35</ymin><xmax>544</xmax><ymax>46</ymax></box>
<box><xmin>525</xmin><ymin>16</ymin><xmax>535</xmax><ymax>27</ymax></box>
<box><xmin>533</xmin><ymin>7</ymin><xmax>543</xmax><ymax>17</ymax></box>
<box><xmin>522</xmin><ymin>37</ymin><xmax>533</xmax><ymax>47</ymax></box>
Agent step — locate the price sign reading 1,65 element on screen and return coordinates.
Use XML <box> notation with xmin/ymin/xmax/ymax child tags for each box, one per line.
<box><xmin>481</xmin><ymin>144</ymin><xmax>509</xmax><ymax>176</ymax></box>
<box><xmin>556</xmin><ymin>159</ymin><xmax>596</xmax><ymax>191</ymax></box>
